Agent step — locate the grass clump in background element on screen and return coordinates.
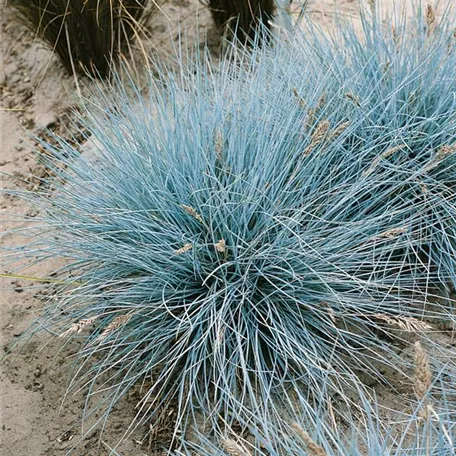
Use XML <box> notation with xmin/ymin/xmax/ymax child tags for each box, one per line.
<box><xmin>5</xmin><ymin>2</ymin><xmax>456</xmax><ymax>454</ymax></box>
<box><xmin>9</xmin><ymin>0</ymin><xmax>149</xmax><ymax>77</ymax></box>
<box><xmin>207</xmin><ymin>0</ymin><xmax>275</xmax><ymax>42</ymax></box>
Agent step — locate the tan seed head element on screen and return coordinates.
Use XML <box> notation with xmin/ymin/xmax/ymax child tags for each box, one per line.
<box><xmin>291</xmin><ymin>423</ymin><xmax>328</xmax><ymax>456</ymax></box>
<box><xmin>426</xmin><ymin>4</ymin><xmax>436</xmax><ymax>34</ymax></box>
<box><xmin>346</xmin><ymin>92</ymin><xmax>361</xmax><ymax>107</ymax></box>
<box><xmin>174</xmin><ymin>243</ymin><xmax>193</xmax><ymax>255</ymax></box>
<box><xmin>181</xmin><ymin>204</ymin><xmax>203</xmax><ymax>223</ymax></box>
<box><xmin>97</xmin><ymin>314</ymin><xmax>132</xmax><ymax>342</ymax></box>
<box><xmin>414</xmin><ymin>341</ymin><xmax>432</xmax><ymax>401</ymax></box>
<box><xmin>221</xmin><ymin>438</ymin><xmax>252</xmax><ymax>456</ymax></box>
<box><xmin>59</xmin><ymin>316</ymin><xmax>98</xmax><ymax>338</ymax></box>
<box><xmin>215</xmin><ymin>239</ymin><xmax>226</xmax><ymax>253</ymax></box>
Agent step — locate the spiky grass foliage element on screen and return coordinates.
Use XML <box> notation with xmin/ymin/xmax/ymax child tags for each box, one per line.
<box><xmin>6</xmin><ymin>2</ymin><xmax>456</xmax><ymax>454</ymax></box>
<box><xmin>266</xmin><ymin>2</ymin><xmax>456</xmax><ymax>291</ymax></box>
<box><xmin>10</xmin><ymin>0</ymin><xmax>148</xmax><ymax>77</ymax></box>
<box><xmin>180</xmin><ymin>342</ymin><xmax>455</xmax><ymax>454</ymax></box>
<box><xmin>207</xmin><ymin>0</ymin><xmax>274</xmax><ymax>42</ymax></box>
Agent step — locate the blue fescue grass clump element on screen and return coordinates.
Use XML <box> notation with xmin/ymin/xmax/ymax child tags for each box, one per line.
<box><xmin>262</xmin><ymin>2</ymin><xmax>456</xmax><ymax>291</ymax></box>
<box><xmin>5</xmin><ymin>3</ymin><xmax>456</xmax><ymax>454</ymax></box>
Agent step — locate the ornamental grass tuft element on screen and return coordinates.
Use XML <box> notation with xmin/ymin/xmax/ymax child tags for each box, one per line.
<box><xmin>6</xmin><ymin>2</ymin><xmax>456</xmax><ymax>454</ymax></box>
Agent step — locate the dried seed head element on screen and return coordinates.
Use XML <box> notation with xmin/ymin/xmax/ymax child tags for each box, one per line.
<box><xmin>414</xmin><ymin>341</ymin><xmax>432</xmax><ymax>402</ymax></box>
<box><xmin>329</xmin><ymin>121</ymin><xmax>351</xmax><ymax>140</ymax></box>
<box><xmin>305</xmin><ymin>93</ymin><xmax>326</xmax><ymax>126</ymax></box>
<box><xmin>291</xmin><ymin>423</ymin><xmax>328</xmax><ymax>456</ymax></box>
<box><xmin>292</xmin><ymin>87</ymin><xmax>306</xmax><ymax>108</ymax></box>
<box><xmin>215</xmin><ymin>129</ymin><xmax>223</xmax><ymax>161</ymax></box>
<box><xmin>222</xmin><ymin>438</ymin><xmax>252</xmax><ymax>456</ymax></box>
<box><xmin>346</xmin><ymin>92</ymin><xmax>361</xmax><ymax>107</ymax></box>
<box><xmin>59</xmin><ymin>316</ymin><xmax>98</xmax><ymax>337</ymax></box>
<box><xmin>304</xmin><ymin>120</ymin><xmax>331</xmax><ymax>156</ymax></box>
<box><xmin>382</xmin><ymin>145</ymin><xmax>404</xmax><ymax>159</ymax></box>
<box><xmin>318</xmin><ymin>302</ymin><xmax>336</xmax><ymax>323</ymax></box>
<box><xmin>377</xmin><ymin>225</ymin><xmax>408</xmax><ymax>239</ymax></box>
<box><xmin>391</xmin><ymin>26</ymin><xmax>400</xmax><ymax>47</ymax></box>
<box><xmin>368</xmin><ymin>0</ymin><xmax>375</xmax><ymax>12</ymax></box>
<box><xmin>435</xmin><ymin>145</ymin><xmax>456</xmax><ymax>161</ymax></box>
<box><xmin>426</xmin><ymin>4</ymin><xmax>436</xmax><ymax>34</ymax></box>
<box><xmin>305</xmin><ymin>108</ymin><xmax>316</xmax><ymax>127</ymax></box>
<box><xmin>181</xmin><ymin>204</ymin><xmax>203</xmax><ymax>223</ymax></box>
<box><xmin>214</xmin><ymin>325</ymin><xmax>226</xmax><ymax>353</ymax></box>
<box><xmin>363</xmin><ymin>145</ymin><xmax>404</xmax><ymax>177</ymax></box>
<box><xmin>316</xmin><ymin>92</ymin><xmax>326</xmax><ymax>110</ymax></box>
<box><xmin>372</xmin><ymin>314</ymin><xmax>432</xmax><ymax>332</ymax></box>
<box><xmin>97</xmin><ymin>314</ymin><xmax>132</xmax><ymax>342</ymax></box>
<box><xmin>382</xmin><ymin>61</ymin><xmax>391</xmax><ymax>73</ymax></box>
<box><xmin>312</xmin><ymin>119</ymin><xmax>331</xmax><ymax>141</ymax></box>
<box><xmin>424</xmin><ymin>145</ymin><xmax>456</xmax><ymax>172</ymax></box>
<box><xmin>215</xmin><ymin>239</ymin><xmax>226</xmax><ymax>253</ymax></box>
<box><xmin>415</xmin><ymin>178</ymin><xmax>428</xmax><ymax>194</ymax></box>
<box><xmin>174</xmin><ymin>243</ymin><xmax>193</xmax><ymax>255</ymax></box>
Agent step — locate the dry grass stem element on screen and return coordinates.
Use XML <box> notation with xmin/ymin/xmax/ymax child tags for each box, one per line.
<box><xmin>221</xmin><ymin>438</ymin><xmax>252</xmax><ymax>456</ymax></box>
<box><xmin>97</xmin><ymin>314</ymin><xmax>132</xmax><ymax>342</ymax></box>
<box><xmin>59</xmin><ymin>316</ymin><xmax>98</xmax><ymax>337</ymax></box>
<box><xmin>373</xmin><ymin>314</ymin><xmax>432</xmax><ymax>332</ymax></box>
<box><xmin>174</xmin><ymin>243</ymin><xmax>193</xmax><ymax>255</ymax></box>
<box><xmin>304</xmin><ymin>120</ymin><xmax>330</xmax><ymax>156</ymax></box>
<box><xmin>181</xmin><ymin>204</ymin><xmax>203</xmax><ymax>223</ymax></box>
<box><xmin>215</xmin><ymin>239</ymin><xmax>226</xmax><ymax>253</ymax></box>
<box><xmin>382</xmin><ymin>145</ymin><xmax>405</xmax><ymax>159</ymax></box>
<box><xmin>416</xmin><ymin>179</ymin><xmax>428</xmax><ymax>194</ymax></box>
<box><xmin>382</xmin><ymin>60</ymin><xmax>391</xmax><ymax>73</ymax></box>
<box><xmin>306</xmin><ymin>108</ymin><xmax>316</xmax><ymax>126</ymax></box>
<box><xmin>291</xmin><ymin>423</ymin><xmax>328</xmax><ymax>456</ymax></box>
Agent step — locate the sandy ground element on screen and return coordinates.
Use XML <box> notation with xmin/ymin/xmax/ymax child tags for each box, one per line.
<box><xmin>0</xmin><ymin>1</ymin><xmax>453</xmax><ymax>455</ymax></box>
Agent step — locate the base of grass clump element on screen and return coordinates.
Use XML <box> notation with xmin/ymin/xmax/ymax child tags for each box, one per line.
<box><xmin>10</xmin><ymin>0</ymin><xmax>149</xmax><ymax>77</ymax></box>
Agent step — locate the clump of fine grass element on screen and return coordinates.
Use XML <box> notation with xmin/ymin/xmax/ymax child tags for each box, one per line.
<box><xmin>10</xmin><ymin>0</ymin><xmax>149</xmax><ymax>77</ymax></box>
<box><xmin>5</xmin><ymin>2</ymin><xmax>456</xmax><ymax>454</ymax></box>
